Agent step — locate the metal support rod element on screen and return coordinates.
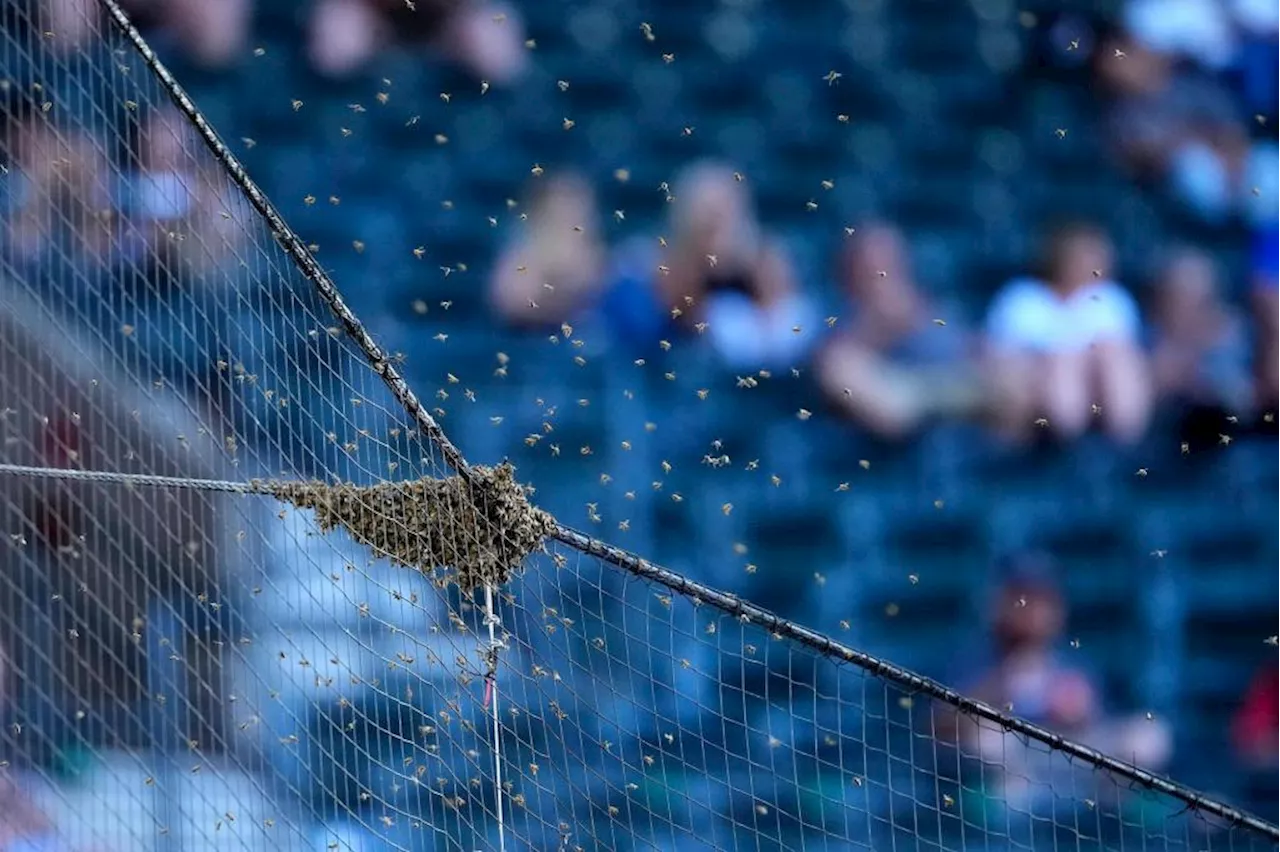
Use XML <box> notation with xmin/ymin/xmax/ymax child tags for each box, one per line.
<box><xmin>483</xmin><ymin>585</ymin><xmax>507</xmax><ymax>852</ymax></box>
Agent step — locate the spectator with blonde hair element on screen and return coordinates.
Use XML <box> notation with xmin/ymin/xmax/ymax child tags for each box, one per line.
<box><xmin>653</xmin><ymin>161</ymin><xmax>816</xmax><ymax>369</ymax></box>
<box><xmin>488</xmin><ymin>173</ymin><xmax>605</xmax><ymax>328</ymax></box>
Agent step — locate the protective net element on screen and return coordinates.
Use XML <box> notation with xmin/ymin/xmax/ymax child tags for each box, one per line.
<box><xmin>0</xmin><ymin>1</ymin><xmax>1277</xmax><ymax>851</ymax></box>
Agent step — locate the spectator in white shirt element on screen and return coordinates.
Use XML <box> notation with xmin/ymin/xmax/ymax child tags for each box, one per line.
<box><xmin>984</xmin><ymin>222</ymin><xmax>1153</xmax><ymax>445</ymax></box>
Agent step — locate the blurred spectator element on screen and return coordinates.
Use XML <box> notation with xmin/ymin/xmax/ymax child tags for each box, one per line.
<box><xmin>1121</xmin><ymin>0</ymin><xmax>1238</xmax><ymax>71</ymax></box>
<box><xmin>488</xmin><ymin>173</ymin><xmax>604</xmax><ymax>328</ymax></box>
<box><xmin>1148</xmin><ymin>248</ymin><xmax>1253</xmax><ymax>446</ymax></box>
<box><xmin>586</xmin><ymin>232</ymin><xmax>676</xmax><ymax>353</ymax></box>
<box><xmin>309</xmin><ymin>0</ymin><xmax>527</xmax><ymax>84</ymax></box>
<box><xmin>984</xmin><ymin>221</ymin><xmax>1152</xmax><ymax>445</ymax></box>
<box><xmin>1233</xmin><ymin>663</ymin><xmax>1279</xmax><ymax>768</ymax></box>
<box><xmin>0</xmin><ymin>95</ymin><xmax>112</xmax><ymax>266</ymax></box>
<box><xmin>815</xmin><ymin>224</ymin><xmax>981</xmax><ymax>440</ymax></box>
<box><xmin>117</xmin><ymin>105</ymin><xmax>243</xmax><ymax>281</ymax></box>
<box><xmin>648</xmin><ymin>162</ymin><xmax>816</xmax><ymax>369</ymax></box>
<box><xmin>1249</xmin><ymin>227</ymin><xmax>1278</xmax><ymax>416</ymax></box>
<box><xmin>0</xmin><ymin>644</ymin><xmax>72</xmax><ymax>852</ymax></box>
<box><xmin>46</xmin><ymin>0</ymin><xmax>250</xmax><ymax>68</ymax></box>
<box><xmin>1232</xmin><ymin>662</ymin><xmax>1278</xmax><ymax>820</ymax></box>
<box><xmin>0</xmin><ymin>770</ymin><xmax>56</xmax><ymax>851</ymax></box>
<box><xmin>1121</xmin><ymin>0</ymin><xmax>1280</xmax><ymax>98</ymax></box>
<box><xmin>943</xmin><ymin>554</ymin><xmax>1171</xmax><ymax>810</ymax></box>
<box><xmin>582</xmin><ymin>162</ymin><xmax>817</xmax><ymax>364</ymax></box>
<box><xmin>1232</xmin><ymin>1</ymin><xmax>1280</xmax><ymax>130</ymax></box>
<box><xmin>1098</xmin><ymin>2</ymin><xmax>1278</xmax><ymax>226</ymax></box>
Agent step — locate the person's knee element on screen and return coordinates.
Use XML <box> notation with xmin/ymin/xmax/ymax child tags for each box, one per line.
<box><xmin>1037</xmin><ymin>352</ymin><xmax>1088</xmax><ymax>432</ymax></box>
<box><xmin>982</xmin><ymin>356</ymin><xmax>1039</xmax><ymax>438</ymax></box>
<box><xmin>1089</xmin><ymin>340</ymin><xmax>1154</xmax><ymax>442</ymax></box>
<box><xmin>1040</xmin><ymin>381</ymin><xmax>1091</xmax><ymax>438</ymax></box>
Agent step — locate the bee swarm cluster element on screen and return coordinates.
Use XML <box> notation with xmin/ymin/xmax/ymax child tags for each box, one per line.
<box><xmin>261</xmin><ymin>463</ymin><xmax>554</xmax><ymax>591</ymax></box>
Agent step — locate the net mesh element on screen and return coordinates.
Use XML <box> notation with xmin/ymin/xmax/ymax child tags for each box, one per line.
<box><xmin>0</xmin><ymin>1</ymin><xmax>1275</xmax><ymax>851</ymax></box>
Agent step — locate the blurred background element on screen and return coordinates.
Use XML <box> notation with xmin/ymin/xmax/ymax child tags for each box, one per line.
<box><xmin>0</xmin><ymin>0</ymin><xmax>1277</xmax><ymax>848</ymax></box>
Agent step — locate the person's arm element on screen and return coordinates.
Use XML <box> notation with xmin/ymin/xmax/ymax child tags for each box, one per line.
<box><xmin>1044</xmin><ymin>668</ymin><xmax>1099</xmax><ymax>730</ymax></box>
<box><xmin>489</xmin><ymin>240</ymin><xmax>554</xmax><ymax>327</ymax></box>
<box><xmin>753</xmin><ymin>242</ymin><xmax>799</xmax><ymax>308</ymax></box>
<box><xmin>653</xmin><ymin>242</ymin><xmax>710</xmax><ymax>319</ymax></box>
<box><xmin>45</xmin><ymin>0</ymin><xmax>99</xmax><ymax>51</ymax></box>
<box><xmin>1252</xmin><ymin>285</ymin><xmax>1278</xmax><ymax>411</ymax></box>
<box><xmin>1149</xmin><ymin>337</ymin><xmax>1193</xmax><ymax>397</ymax></box>
<box><xmin>1202</xmin><ymin>313</ymin><xmax>1256</xmax><ymax>411</ymax></box>
<box><xmin>816</xmin><ymin>337</ymin><xmax>927</xmax><ymax>438</ymax></box>
<box><xmin>982</xmin><ymin>283</ymin><xmax>1047</xmax><ymax>440</ymax></box>
<box><xmin>1248</xmin><ymin>228</ymin><xmax>1278</xmax><ymax>409</ymax></box>
<box><xmin>489</xmin><ymin>234</ymin><xmax>604</xmax><ymax>327</ymax></box>
<box><xmin>754</xmin><ymin>248</ymin><xmax>819</xmax><ymax>365</ymax></box>
<box><xmin>931</xmin><ymin>651</ymin><xmax>1001</xmax><ymax>751</ymax></box>
<box><xmin>0</xmin><ymin>778</ymin><xmax>53</xmax><ymax>847</ymax></box>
